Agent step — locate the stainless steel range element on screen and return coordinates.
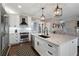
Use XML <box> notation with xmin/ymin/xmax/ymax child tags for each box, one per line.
<box><xmin>20</xmin><ymin>32</ymin><xmax>29</xmax><ymax>43</ymax></box>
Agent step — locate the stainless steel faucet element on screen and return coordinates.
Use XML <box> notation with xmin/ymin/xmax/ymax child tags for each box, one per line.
<box><xmin>44</xmin><ymin>26</ymin><xmax>48</xmax><ymax>35</ymax></box>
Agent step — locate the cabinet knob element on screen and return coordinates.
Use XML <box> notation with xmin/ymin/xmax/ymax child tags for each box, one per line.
<box><xmin>72</xmin><ymin>41</ymin><xmax>74</xmax><ymax>43</ymax></box>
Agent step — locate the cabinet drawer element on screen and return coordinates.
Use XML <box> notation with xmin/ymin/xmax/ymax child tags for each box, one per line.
<box><xmin>39</xmin><ymin>39</ymin><xmax>58</xmax><ymax>56</ymax></box>
<box><xmin>47</xmin><ymin>42</ymin><xmax>58</xmax><ymax>50</ymax></box>
<box><xmin>35</xmin><ymin>37</ymin><xmax>58</xmax><ymax>56</ymax></box>
<box><xmin>46</xmin><ymin>50</ymin><xmax>58</xmax><ymax>56</ymax></box>
<box><xmin>41</xmin><ymin>39</ymin><xmax>58</xmax><ymax>50</ymax></box>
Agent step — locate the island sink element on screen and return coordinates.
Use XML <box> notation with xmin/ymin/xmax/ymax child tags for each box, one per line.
<box><xmin>39</xmin><ymin>35</ymin><xmax>50</xmax><ymax>38</ymax></box>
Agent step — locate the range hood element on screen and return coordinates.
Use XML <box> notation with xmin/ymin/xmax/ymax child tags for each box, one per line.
<box><xmin>20</xmin><ymin>18</ymin><xmax>28</xmax><ymax>25</ymax></box>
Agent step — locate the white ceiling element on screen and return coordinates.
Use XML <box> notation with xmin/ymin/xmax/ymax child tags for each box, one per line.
<box><xmin>2</xmin><ymin>3</ymin><xmax>79</xmax><ymax>21</ymax></box>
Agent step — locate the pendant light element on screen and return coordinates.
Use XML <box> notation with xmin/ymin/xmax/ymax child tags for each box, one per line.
<box><xmin>54</xmin><ymin>4</ymin><xmax>62</xmax><ymax>16</ymax></box>
<box><xmin>41</xmin><ymin>8</ymin><xmax>45</xmax><ymax>20</ymax></box>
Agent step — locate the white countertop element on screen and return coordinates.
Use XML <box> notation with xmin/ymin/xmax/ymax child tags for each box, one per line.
<box><xmin>31</xmin><ymin>32</ymin><xmax>78</xmax><ymax>46</ymax></box>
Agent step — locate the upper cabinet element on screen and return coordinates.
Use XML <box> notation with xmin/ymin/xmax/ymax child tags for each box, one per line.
<box><xmin>9</xmin><ymin>14</ymin><xmax>20</xmax><ymax>27</ymax></box>
<box><xmin>31</xmin><ymin>19</ymin><xmax>40</xmax><ymax>33</ymax></box>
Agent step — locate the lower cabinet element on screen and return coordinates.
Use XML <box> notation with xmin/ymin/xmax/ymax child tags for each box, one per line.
<box><xmin>34</xmin><ymin>37</ymin><xmax>47</xmax><ymax>56</ymax></box>
<box><xmin>9</xmin><ymin>33</ymin><xmax>20</xmax><ymax>45</ymax></box>
<box><xmin>34</xmin><ymin>37</ymin><xmax>58</xmax><ymax>56</ymax></box>
<box><xmin>59</xmin><ymin>38</ymin><xmax>78</xmax><ymax>56</ymax></box>
<box><xmin>34</xmin><ymin>36</ymin><xmax>78</xmax><ymax>56</ymax></box>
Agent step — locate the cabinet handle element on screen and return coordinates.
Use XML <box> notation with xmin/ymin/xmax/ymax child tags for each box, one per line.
<box><xmin>48</xmin><ymin>51</ymin><xmax>53</xmax><ymax>55</ymax></box>
<box><xmin>48</xmin><ymin>44</ymin><xmax>52</xmax><ymax>47</ymax></box>
<box><xmin>37</xmin><ymin>41</ymin><xmax>39</xmax><ymax>46</ymax></box>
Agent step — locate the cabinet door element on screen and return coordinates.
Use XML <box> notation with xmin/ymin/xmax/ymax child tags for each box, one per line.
<box><xmin>34</xmin><ymin>37</ymin><xmax>49</xmax><ymax>56</ymax></box>
<box><xmin>9</xmin><ymin>34</ymin><xmax>15</xmax><ymax>44</ymax></box>
<box><xmin>39</xmin><ymin>39</ymin><xmax>58</xmax><ymax>56</ymax></box>
<box><xmin>34</xmin><ymin>37</ymin><xmax>46</xmax><ymax>56</ymax></box>
<box><xmin>34</xmin><ymin>36</ymin><xmax>59</xmax><ymax>56</ymax></box>
<box><xmin>31</xmin><ymin>20</ymin><xmax>39</xmax><ymax>32</ymax></box>
<box><xmin>68</xmin><ymin>39</ymin><xmax>77</xmax><ymax>56</ymax></box>
<box><xmin>9</xmin><ymin>34</ymin><xmax>19</xmax><ymax>45</ymax></box>
<box><xmin>35</xmin><ymin>37</ymin><xmax>41</xmax><ymax>55</ymax></box>
<box><xmin>9</xmin><ymin>15</ymin><xmax>20</xmax><ymax>27</ymax></box>
<box><xmin>60</xmin><ymin>38</ymin><xmax>78</xmax><ymax>56</ymax></box>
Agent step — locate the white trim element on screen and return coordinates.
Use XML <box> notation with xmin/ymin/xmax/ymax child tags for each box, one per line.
<box><xmin>6</xmin><ymin>46</ymin><xmax>11</xmax><ymax>56</ymax></box>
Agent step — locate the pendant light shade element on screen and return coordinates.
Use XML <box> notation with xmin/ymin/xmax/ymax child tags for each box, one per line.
<box><xmin>54</xmin><ymin>4</ymin><xmax>62</xmax><ymax>16</ymax></box>
<box><xmin>41</xmin><ymin>8</ymin><xmax>45</xmax><ymax>20</ymax></box>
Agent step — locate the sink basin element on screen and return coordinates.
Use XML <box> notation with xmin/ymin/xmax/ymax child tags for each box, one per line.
<box><xmin>39</xmin><ymin>35</ymin><xmax>50</xmax><ymax>38</ymax></box>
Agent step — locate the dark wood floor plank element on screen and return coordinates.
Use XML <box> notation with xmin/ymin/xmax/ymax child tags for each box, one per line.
<box><xmin>8</xmin><ymin>42</ymin><xmax>39</xmax><ymax>56</ymax></box>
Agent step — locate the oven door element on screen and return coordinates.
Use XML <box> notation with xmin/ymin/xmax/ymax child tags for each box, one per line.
<box><xmin>20</xmin><ymin>33</ymin><xmax>29</xmax><ymax>42</ymax></box>
<box><xmin>20</xmin><ymin>34</ymin><xmax>28</xmax><ymax>39</ymax></box>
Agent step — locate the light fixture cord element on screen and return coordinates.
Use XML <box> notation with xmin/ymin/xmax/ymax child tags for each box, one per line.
<box><xmin>42</xmin><ymin>8</ymin><xmax>44</xmax><ymax>16</ymax></box>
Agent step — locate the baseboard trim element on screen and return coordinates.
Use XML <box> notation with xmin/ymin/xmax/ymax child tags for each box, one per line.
<box><xmin>6</xmin><ymin>46</ymin><xmax>11</xmax><ymax>56</ymax></box>
<box><xmin>10</xmin><ymin>41</ymin><xmax>31</xmax><ymax>47</ymax></box>
<box><xmin>31</xmin><ymin>46</ymin><xmax>40</xmax><ymax>56</ymax></box>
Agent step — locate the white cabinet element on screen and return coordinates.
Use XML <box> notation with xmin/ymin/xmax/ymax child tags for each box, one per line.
<box><xmin>31</xmin><ymin>21</ymin><xmax>39</xmax><ymax>32</ymax></box>
<box><xmin>9</xmin><ymin>14</ymin><xmax>20</xmax><ymax>27</ymax></box>
<box><xmin>35</xmin><ymin>37</ymin><xmax>46</xmax><ymax>56</ymax></box>
<box><xmin>9</xmin><ymin>33</ymin><xmax>20</xmax><ymax>45</ymax></box>
<box><xmin>34</xmin><ymin>37</ymin><xmax>58</xmax><ymax>56</ymax></box>
<box><xmin>43</xmin><ymin>41</ymin><xmax>58</xmax><ymax>56</ymax></box>
<box><xmin>59</xmin><ymin>38</ymin><xmax>77</xmax><ymax>56</ymax></box>
<box><xmin>34</xmin><ymin>36</ymin><xmax>78</xmax><ymax>56</ymax></box>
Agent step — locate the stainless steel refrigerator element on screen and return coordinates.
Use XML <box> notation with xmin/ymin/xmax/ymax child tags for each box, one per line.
<box><xmin>0</xmin><ymin>4</ymin><xmax>9</xmax><ymax>56</ymax></box>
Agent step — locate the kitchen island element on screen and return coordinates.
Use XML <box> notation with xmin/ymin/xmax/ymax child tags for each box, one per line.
<box><xmin>31</xmin><ymin>33</ymin><xmax>78</xmax><ymax>56</ymax></box>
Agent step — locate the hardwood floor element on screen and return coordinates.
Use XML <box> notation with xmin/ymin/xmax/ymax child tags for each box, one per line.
<box><xmin>8</xmin><ymin>42</ymin><xmax>40</xmax><ymax>56</ymax></box>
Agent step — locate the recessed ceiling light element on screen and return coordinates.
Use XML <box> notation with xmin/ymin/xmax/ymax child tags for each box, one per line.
<box><xmin>18</xmin><ymin>5</ymin><xmax>22</xmax><ymax>8</ymax></box>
